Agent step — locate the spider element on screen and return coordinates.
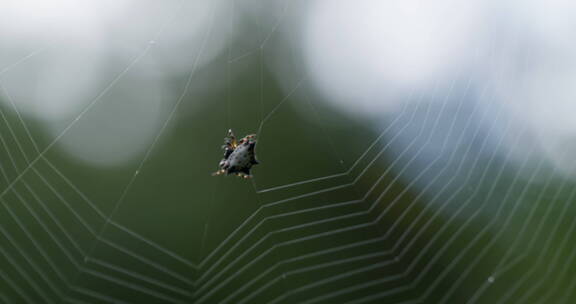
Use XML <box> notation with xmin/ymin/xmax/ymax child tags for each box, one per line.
<box><xmin>212</xmin><ymin>129</ymin><xmax>259</xmax><ymax>178</ymax></box>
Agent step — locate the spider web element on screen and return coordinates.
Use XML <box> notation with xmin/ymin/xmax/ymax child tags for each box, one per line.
<box><xmin>1</xmin><ymin>0</ymin><xmax>576</xmax><ymax>303</ymax></box>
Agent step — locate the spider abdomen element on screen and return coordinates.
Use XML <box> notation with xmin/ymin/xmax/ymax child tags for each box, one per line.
<box><xmin>213</xmin><ymin>130</ymin><xmax>259</xmax><ymax>178</ymax></box>
<box><xmin>225</xmin><ymin>142</ymin><xmax>258</xmax><ymax>175</ymax></box>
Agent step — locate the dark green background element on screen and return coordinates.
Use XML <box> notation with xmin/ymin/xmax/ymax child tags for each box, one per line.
<box><xmin>0</xmin><ymin>7</ymin><xmax>575</xmax><ymax>304</ymax></box>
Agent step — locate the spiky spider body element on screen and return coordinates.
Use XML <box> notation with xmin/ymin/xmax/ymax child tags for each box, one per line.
<box><xmin>213</xmin><ymin>129</ymin><xmax>259</xmax><ymax>178</ymax></box>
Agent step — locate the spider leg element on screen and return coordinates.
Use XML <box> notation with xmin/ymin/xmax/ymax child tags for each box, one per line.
<box><xmin>226</xmin><ymin>129</ymin><xmax>238</xmax><ymax>149</ymax></box>
<box><xmin>223</xmin><ymin>147</ymin><xmax>234</xmax><ymax>159</ymax></box>
<box><xmin>211</xmin><ymin>169</ymin><xmax>225</xmax><ymax>176</ymax></box>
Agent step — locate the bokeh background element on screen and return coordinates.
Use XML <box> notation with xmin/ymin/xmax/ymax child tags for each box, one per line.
<box><xmin>1</xmin><ymin>0</ymin><xmax>576</xmax><ymax>303</ymax></box>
